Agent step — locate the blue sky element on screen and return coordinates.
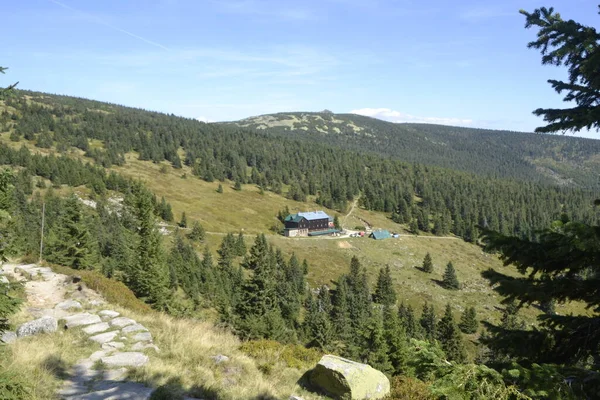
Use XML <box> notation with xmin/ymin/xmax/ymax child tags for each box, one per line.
<box><xmin>3</xmin><ymin>0</ymin><xmax>598</xmax><ymax>137</ymax></box>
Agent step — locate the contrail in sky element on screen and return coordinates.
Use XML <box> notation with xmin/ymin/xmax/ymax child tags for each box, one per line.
<box><xmin>48</xmin><ymin>0</ymin><xmax>170</xmax><ymax>51</ymax></box>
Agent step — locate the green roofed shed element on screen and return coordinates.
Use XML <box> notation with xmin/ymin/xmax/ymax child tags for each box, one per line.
<box><xmin>370</xmin><ymin>230</ymin><xmax>391</xmax><ymax>240</ymax></box>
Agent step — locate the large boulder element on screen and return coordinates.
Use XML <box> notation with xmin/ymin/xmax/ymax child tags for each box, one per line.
<box><xmin>309</xmin><ymin>355</ymin><xmax>390</xmax><ymax>400</ymax></box>
<box><xmin>16</xmin><ymin>316</ymin><xmax>58</xmax><ymax>337</ymax></box>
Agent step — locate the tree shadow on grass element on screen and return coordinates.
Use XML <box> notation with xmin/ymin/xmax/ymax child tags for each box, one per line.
<box><xmin>431</xmin><ymin>278</ymin><xmax>447</xmax><ymax>289</ymax></box>
<box><xmin>147</xmin><ymin>375</ymin><xmax>280</xmax><ymax>400</ymax></box>
<box><xmin>42</xmin><ymin>355</ymin><xmax>70</xmax><ymax>380</ymax></box>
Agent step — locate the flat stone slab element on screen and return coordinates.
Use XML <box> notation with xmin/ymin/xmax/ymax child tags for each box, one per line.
<box><xmin>83</xmin><ymin>322</ymin><xmax>110</xmax><ymax>335</ymax></box>
<box><xmin>55</xmin><ymin>300</ymin><xmax>83</xmax><ymax>311</ymax></box>
<box><xmin>100</xmin><ymin>352</ymin><xmax>149</xmax><ymax>368</ymax></box>
<box><xmin>122</xmin><ymin>324</ymin><xmax>148</xmax><ymax>334</ymax></box>
<box><xmin>64</xmin><ymin>313</ymin><xmax>102</xmax><ymax>329</ymax></box>
<box><xmin>132</xmin><ymin>332</ymin><xmax>152</xmax><ymax>342</ymax></box>
<box><xmin>89</xmin><ymin>331</ymin><xmax>119</xmax><ymax>344</ymax></box>
<box><xmin>16</xmin><ymin>316</ymin><xmax>58</xmax><ymax>337</ymax></box>
<box><xmin>74</xmin><ymin>381</ymin><xmax>154</xmax><ymax>400</ymax></box>
<box><xmin>99</xmin><ymin>310</ymin><xmax>120</xmax><ymax>318</ymax></box>
<box><xmin>131</xmin><ymin>342</ymin><xmax>159</xmax><ymax>353</ymax></box>
<box><xmin>110</xmin><ymin>317</ymin><xmax>136</xmax><ymax>328</ymax></box>
<box><xmin>102</xmin><ymin>341</ymin><xmax>126</xmax><ymax>350</ymax></box>
<box><xmin>90</xmin><ymin>349</ymin><xmax>115</xmax><ymax>362</ymax></box>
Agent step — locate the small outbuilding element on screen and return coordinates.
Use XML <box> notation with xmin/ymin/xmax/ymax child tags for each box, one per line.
<box><xmin>370</xmin><ymin>230</ymin><xmax>391</xmax><ymax>240</ymax></box>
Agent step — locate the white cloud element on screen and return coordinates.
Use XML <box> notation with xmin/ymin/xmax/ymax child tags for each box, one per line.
<box><xmin>351</xmin><ymin>108</ymin><xmax>473</xmax><ymax>127</ymax></box>
<box><xmin>195</xmin><ymin>116</ymin><xmax>214</xmax><ymax>123</ymax></box>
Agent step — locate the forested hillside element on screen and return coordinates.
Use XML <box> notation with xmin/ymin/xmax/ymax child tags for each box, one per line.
<box><xmin>231</xmin><ymin>112</ymin><xmax>600</xmax><ymax>188</ymax></box>
<box><xmin>2</xmin><ymin>91</ymin><xmax>599</xmax><ymax>243</ymax></box>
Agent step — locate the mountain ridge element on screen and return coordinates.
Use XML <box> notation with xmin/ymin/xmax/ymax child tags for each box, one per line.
<box><xmin>227</xmin><ymin>111</ymin><xmax>600</xmax><ymax>189</ymax></box>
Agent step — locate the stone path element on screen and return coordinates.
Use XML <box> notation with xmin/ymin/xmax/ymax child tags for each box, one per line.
<box><xmin>0</xmin><ymin>263</ymin><xmax>169</xmax><ymax>400</ymax></box>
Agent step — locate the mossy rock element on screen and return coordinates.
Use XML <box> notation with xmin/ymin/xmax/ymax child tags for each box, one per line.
<box><xmin>309</xmin><ymin>355</ymin><xmax>390</xmax><ymax>399</ymax></box>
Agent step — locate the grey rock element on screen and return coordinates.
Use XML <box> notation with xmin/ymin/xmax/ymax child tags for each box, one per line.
<box><xmin>310</xmin><ymin>355</ymin><xmax>390</xmax><ymax>400</ymax></box>
<box><xmin>63</xmin><ymin>313</ymin><xmax>102</xmax><ymax>329</ymax></box>
<box><xmin>1</xmin><ymin>331</ymin><xmax>17</xmax><ymax>343</ymax></box>
<box><xmin>110</xmin><ymin>317</ymin><xmax>136</xmax><ymax>328</ymax></box>
<box><xmin>289</xmin><ymin>397</ymin><xmax>305</xmax><ymax>400</ymax></box>
<box><xmin>132</xmin><ymin>332</ymin><xmax>152</xmax><ymax>342</ymax></box>
<box><xmin>89</xmin><ymin>299</ymin><xmax>105</xmax><ymax>307</ymax></box>
<box><xmin>90</xmin><ymin>349</ymin><xmax>115</xmax><ymax>362</ymax></box>
<box><xmin>0</xmin><ymin>275</ymin><xmax>8</xmax><ymax>284</ymax></box>
<box><xmin>55</xmin><ymin>300</ymin><xmax>83</xmax><ymax>311</ymax></box>
<box><xmin>102</xmin><ymin>341</ymin><xmax>126</xmax><ymax>350</ymax></box>
<box><xmin>82</xmin><ymin>381</ymin><xmax>153</xmax><ymax>399</ymax></box>
<box><xmin>82</xmin><ymin>322</ymin><xmax>110</xmax><ymax>335</ymax></box>
<box><xmin>211</xmin><ymin>354</ymin><xmax>229</xmax><ymax>364</ymax></box>
<box><xmin>101</xmin><ymin>352</ymin><xmax>149</xmax><ymax>368</ymax></box>
<box><xmin>16</xmin><ymin>316</ymin><xmax>58</xmax><ymax>337</ymax></box>
<box><xmin>99</xmin><ymin>310</ymin><xmax>120</xmax><ymax>318</ymax></box>
<box><xmin>89</xmin><ymin>331</ymin><xmax>119</xmax><ymax>344</ymax></box>
<box><xmin>121</xmin><ymin>323</ymin><xmax>148</xmax><ymax>334</ymax></box>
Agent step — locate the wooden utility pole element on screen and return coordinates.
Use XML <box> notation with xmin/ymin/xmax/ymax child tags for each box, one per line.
<box><xmin>39</xmin><ymin>202</ymin><xmax>45</xmax><ymax>263</ymax></box>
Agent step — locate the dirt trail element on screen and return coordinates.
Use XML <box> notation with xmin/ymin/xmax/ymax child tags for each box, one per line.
<box><xmin>0</xmin><ymin>263</ymin><xmax>181</xmax><ymax>400</ymax></box>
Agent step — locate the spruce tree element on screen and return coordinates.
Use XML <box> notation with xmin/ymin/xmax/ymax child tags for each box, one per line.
<box><xmin>442</xmin><ymin>261</ymin><xmax>460</xmax><ymax>290</ymax></box>
<box><xmin>179</xmin><ymin>211</ymin><xmax>187</xmax><ymax>228</ymax></box>
<box><xmin>45</xmin><ymin>194</ymin><xmax>96</xmax><ymax>270</ymax></box>
<box><xmin>130</xmin><ymin>190</ymin><xmax>170</xmax><ymax>308</ymax></box>
<box><xmin>481</xmin><ymin>217</ymin><xmax>600</xmax><ymax>364</ymax></box>
<box><xmin>0</xmin><ymin>169</ymin><xmax>20</xmax><ymax>335</ymax></box>
<box><xmin>459</xmin><ymin>306</ymin><xmax>478</xmax><ymax>334</ymax></box>
<box><xmin>422</xmin><ymin>252</ymin><xmax>433</xmax><ymax>273</ymax></box>
<box><xmin>304</xmin><ymin>290</ymin><xmax>333</xmax><ymax>349</ymax></box>
<box><xmin>331</xmin><ymin>277</ymin><xmax>353</xmax><ymax>349</ymax></box>
<box><xmin>520</xmin><ymin>6</ymin><xmax>600</xmax><ymax>133</ymax></box>
<box><xmin>437</xmin><ymin>303</ymin><xmax>467</xmax><ymax>363</ymax></box>
<box><xmin>383</xmin><ymin>305</ymin><xmax>408</xmax><ymax>375</ymax></box>
<box><xmin>187</xmin><ymin>221</ymin><xmax>205</xmax><ymax>242</ymax></box>
<box><xmin>366</xmin><ymin>308</ymin><xmax>393</xmax><ymax>374</ymax></box>
<box><xmin>420</xmin><ymin>302</ymin><xmax>437</xmax><ymax>342</ymax></box>
<box><xmin>373</xmin><ymin>265</ymin><xmax>396</xmax><ymax>306</ymax></box>
<box><xmin>398</xmin><ymin>302</ymin><xmax>419</xmax><ymax>339</ymax></box>
<box><xmin>334</xmin><ymin>215</ymin><xmax>340</xmax><ymax>230</ymax></box>
<box><xmin>237</xmin><ymin>235</ymin><xmax>278</xmax><ymax>324</ymax></box>
<box><xmin>409</xmin><ymin>218</ymin><xmax>419</xmax><ymax>234</ymax></box>
<box><xmin>235</xmin><ymin>232</ymin><xmax>246</xmax><ymax>257</ymax></box>
<box><xmin>234</xmin><ymin>180</ymin><xmax>242</xmax><ymax>191</ymax></box>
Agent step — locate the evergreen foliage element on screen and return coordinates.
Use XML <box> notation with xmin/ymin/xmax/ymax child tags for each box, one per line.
<box><xmin>187</xmin><ymin>221</ymin><xmax>205</xmax><ymax>242</ymax></box>
<box><xmin>373</xmin><ymin>265</ymin><xmax>396</xmax><ymax>306</ymax></box>
<box><xmin>481</xmin><ymin>217</ymin><xmax>600</xmax><ymax>365</ymax></box>
<box><xmin>437</xmin><ymin>304</ymin><xmax>467</xmax><ymax>363</ymax></box>
<box><xmin>44</xmin><ymin>194</ymin><xmax>97</xmax><ymax>270</ymax></box>
<box><xmin>422</xmin><ymin>252</ymin><xmax>433</xmax><ymax>273</ymax></box>
<box><xmin>0</xmin><ymin>170</ymin><xmax>20</xmax><ymax>335</ymax></box>
<box><xmin>520</xmin><ymin>5</ymin><xmax>600</xmax><ymax>133</ymax></box>
<box><xmin>3</xmin><ymin>90</ymin><xmax>600</xmax><ymax>245</ymax></box>
<box><xmin>442</xmin><ymin>261</ymin><xmax>460</xmax><ymax>290</ymax></box>
<box><xmin>178</xmin><ymin>211</ymin><xmax>187</xmax><ymax>228</ymax></box>
<box><xmin>398</xmin><ymin>302</ymin><xmax>420</xmax><ymax>339</ymax></box>
<box><xmin>458</xmin><ymin>306</ymin><xmax>478</xmax><ymax>334</ymax></box>
<box><xmin>129</xmin><ymin>188</ymin><xmax>170</xmax><ymax>309</ymax></box>
<box><xmin>420</xmin><ymin>303</ymin><xmax>437</xmax><ymax>342</ymax></box>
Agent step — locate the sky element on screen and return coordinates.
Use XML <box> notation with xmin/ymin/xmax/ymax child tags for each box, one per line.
<box><xmin>3</xmin><ymin>0</ymin><xmax>599</xmax><ymax>138</ymax></box>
